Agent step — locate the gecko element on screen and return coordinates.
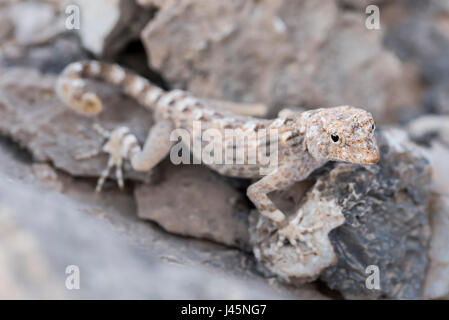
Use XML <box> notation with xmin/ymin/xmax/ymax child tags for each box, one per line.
<box><xmin>56</xmin><ymin>60</ymin><xmax>380</xmax><ymax>246</ymax></box>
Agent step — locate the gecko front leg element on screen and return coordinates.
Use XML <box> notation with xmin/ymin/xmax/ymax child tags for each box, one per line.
<box><xmin>247</xmin><ymin>159</ymin><xmax>313</xmax><ymax>224</ymax></box>
<box><xmin>248</xmin><ymin>154</ymin><xmax>324</xmax><ymax>250</ymax></box>
<box><xmin>247</xmin><ymin>174</ymin><xmax>289</xmax><ymax>223</ymax></box>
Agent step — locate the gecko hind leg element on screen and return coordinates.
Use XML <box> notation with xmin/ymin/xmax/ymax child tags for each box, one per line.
<box><xmin>76</xmin><ymin>121</ymin><xmax>174</xmax><ymax>192</ymax></box>
<box><xmin>76</xmin><ymin>124</ymin><xmax>130</xmax><ymax>191</ymax></box>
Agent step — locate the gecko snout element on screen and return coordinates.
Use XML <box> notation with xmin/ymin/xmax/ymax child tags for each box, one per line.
<box><xmin>363</xmin><ymin>147</ymin><xmax>380</xmax><ymax>164</ymax></box>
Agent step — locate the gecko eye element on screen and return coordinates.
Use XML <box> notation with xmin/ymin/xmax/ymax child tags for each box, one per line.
<box><xmin>372</xmin><ymin>123</ymin><xmax>375</xmax><ymax>130</ymax></box>
<box><xmin>331</xmin><ymin>134</ymin><xmax>339</xmax><ymax>143</ymax></box>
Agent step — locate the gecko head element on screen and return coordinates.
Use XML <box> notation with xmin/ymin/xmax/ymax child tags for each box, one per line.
<box><xmin>304</xmin><ymin>106</ymin><xmax>380</xmax><ymax>165</ymax></box>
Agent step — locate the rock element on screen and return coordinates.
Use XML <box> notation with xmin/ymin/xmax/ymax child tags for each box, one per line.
<box><xmin>141</xmin><ymin>0</ymin><xmax>408</xmax><ymax>122</ymax></box>
<box><xmin>0</xmin><ymin>1</ymin><xmax>89</xmax><ymax>74</ymax></box>
<box><xmin>5</xmin><ymin>1</ymin><xmax>66</xmax><ymax>47</ymax></box>
<box><xmin>406</xmin><ymin>115</ymin><xmax>449</xmax><ymax>299</ymax></box>
<box><xmin>135</xmin><ymin>160</ymin><xmax>252</xmax><ymax>250</ymax></box>
<box><xmin>384</xmin><ymin>3</ymin><xmax>449</xmax><ymax>85</ymax></box>
<box><xmin>1</xmin><ymin>35</ymin><xmax>90</xmax><ymax>74</ymax></box>
<box><xmin>249</xmin><ymin>181</ymin><xmax>345</xmax><ymax>283</ymax></box>
<box><xmin>75</xmin><ymin>0</ymin><xmax>154</xmax><ymax>57</ymax></box>
<box><xmin>137</xmin><ymin>0</ymin><xmax>169</xmax><ymax>7</ymax></box>
<box><xmin>384</xmin><ymin>0</ymin><xmax>449</xmax><ymax>114</ymax></box>
<box><xmin>0</xmin><ymin>174</ymin><xmax>284</xmax><ymax>299</ymax></box>
<box><xmin>423</xmin><ymin>83</ymin><xmax>449</xmax><ymax>114</ymax></box>
<box><xmin>425</xmin><ymin>195</ymin><xmax>449</xmax><ymax>299</ymax></box>
<box><xmin>250</xmin><ymin>128</ymin><xmax>431</xmax><ymax>299</ymax></box>
<box><xmin>0</xmin><ymin>15</ymin><xmax>14</xmax><ymax>42</ymax></box>
<box><xmin>407</xmin><ymin>114</ymin><xmax>449</xmax><ymax>147</ymax></box>
<box><xmin>320</xmin><ymin>129</ymin><xmax>431</xmax><ymax>299</ymax></box>
<box><xmin>31</xmin><ymin>163</ymin><xmax>63</xmax><ymax>192</ymax></box>
<box><xmin>337</xmin><ymin>0</ymin><xmax>386</xmax><ymax>9</ymax></box>
<box><xmin>0</xmin><ymin>67</ymin><xmax>153</xmax><ymax>183</ymax></box>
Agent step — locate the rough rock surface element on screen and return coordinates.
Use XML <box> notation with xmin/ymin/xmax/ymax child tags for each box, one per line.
<box><xmin>250</xmin><ymin>129</ymin><xmax>431</xmax><ymax>299</ymax></box>
<box><xmin>141</xmin><ymin>0</ymin><xmax>408</xmax><ymax>122</ymax></box>
<box><xmin>136</xmin><ymin>160</ymin><xmax>252</xmax><ymax>250</ymax></box>
<box><xmin>75</xmin><ymin>0</ymin><xmax>154</xmax><ymax>57</ymax></box>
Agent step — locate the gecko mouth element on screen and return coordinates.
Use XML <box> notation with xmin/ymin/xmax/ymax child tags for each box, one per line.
<box><xmin>362</xmin><ymin>149</ymin><xmax>380</xmax><ymax>164</ymax></box>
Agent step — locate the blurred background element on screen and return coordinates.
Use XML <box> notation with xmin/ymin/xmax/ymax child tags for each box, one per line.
<box><xmin>0</xmin><ymin>0</ymin><xmax>448</xmax><ymax>299</ymax></box>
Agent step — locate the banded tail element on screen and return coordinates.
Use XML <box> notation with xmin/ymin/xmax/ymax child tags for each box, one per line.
<box><xmin>56</xmin><ymin>61</ymin><xmax>165</xmax><ymax>116</ymax></box>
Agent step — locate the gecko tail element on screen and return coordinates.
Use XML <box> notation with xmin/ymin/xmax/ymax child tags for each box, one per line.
<box><xmin>56</xmin><ymin>75</ymin><xmax>103</xmax><ymax>116</ymax></box>
<box><xmin>56</xmin><ymin>60</ymin><xmax>165</xmax><ymax>116</ymax></box>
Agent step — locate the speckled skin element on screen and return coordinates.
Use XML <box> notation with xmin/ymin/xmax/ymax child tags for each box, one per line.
<box><xmin>56</xmin><ymin>60</ymin><xmax>380</xmax><ymax>238</ymax></box>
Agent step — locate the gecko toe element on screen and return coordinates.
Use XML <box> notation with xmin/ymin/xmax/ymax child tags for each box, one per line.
<box><xmin>116</xmin><ymin>165</ymin><xmax>124</xmax><ymax>189</ymax></box>
<box><xmin>93</xmin><ymin>123</ymin><xmax>111</xmax><ymax>138</ymax></box>
<box><xmin>74</xmin><ymin>148</ymin><xmax>101</xmax><ymax>160</ymax></box>
<box><xmin>74</xmin><ymin>123</ymin><xmax>111</xmax><ymax>161</ymax></box>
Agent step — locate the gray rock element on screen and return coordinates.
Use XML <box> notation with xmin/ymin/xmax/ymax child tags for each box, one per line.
<box><xmin>0</xmin><ymin>169</ymin><xmax>281</xmax><ymax>299</ymax></box>
<box><xmin>135</xmin><ymin>160</ymin><xmax>252</xmax><ymax>250</ymax></box>
<box><xmin>75</xmin><ymin>0</ymin><xmax>155</xmax><ymax>57</ymax></box>
<box><xmin>0</xmin><ymin>1</ymin><xmax>90</xmax><ymax>74</ymax></box>
<box><xmin>319</xmin><ymin>129</ymin><xmax>431</xmax><ymax>299</ymax></box>
<box><xmin>384</xmin><ymin>0</ymin><xmax>449</xmax><ymax>114</ymax></box>
<box><xmin>385</xmin><ymin>9</ymin><xmax>449</xmax><ymax>85</ymax></box>
<box><xmin>5</xmin><ymin>1</ymin><xmax>66</xmax><ymax>46</ymax></box>
<box><xmin>141</xmin><ymin>0</ymin><xmax>409</xmax><ymax>122</ymax></box>
<box><xmin>1</xmin><ymin>35</ymin><xmax>90</xmax><ymax>74</ymax></box>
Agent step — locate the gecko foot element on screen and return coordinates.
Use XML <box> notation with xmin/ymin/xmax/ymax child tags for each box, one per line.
<box><xmin>275</xmin><ymin>215</ymin><xmax>323</xmax><ymax>256</ymax></box>
<box><xmin>75</xmin><ymin>124</ymin><xmax>135</xmax><ymax>192</ymax></box>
